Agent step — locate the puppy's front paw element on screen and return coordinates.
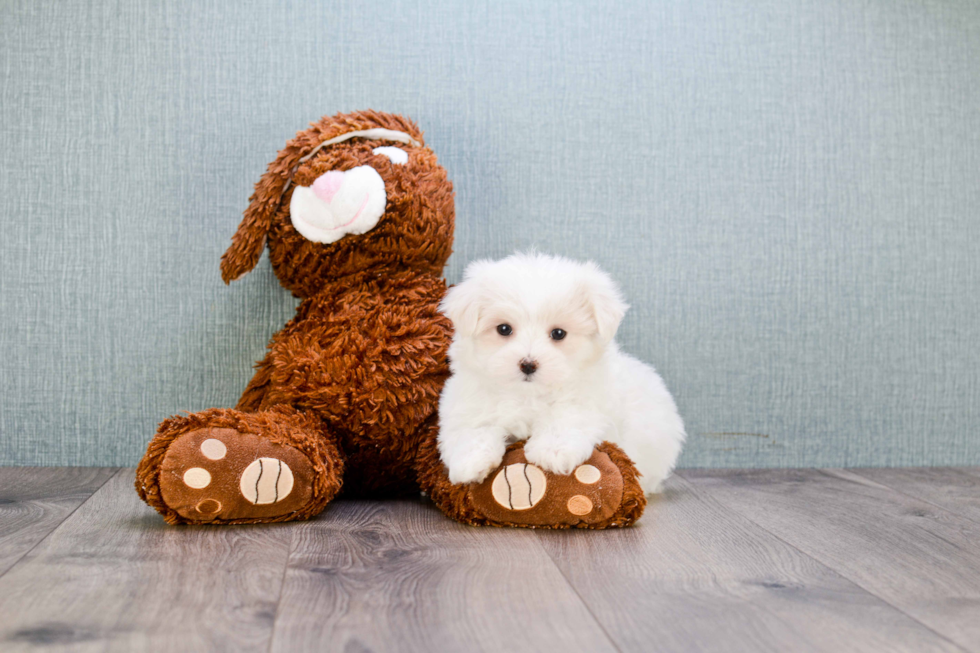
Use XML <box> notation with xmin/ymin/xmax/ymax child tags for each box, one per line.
<box><xmin>524</xmin><ymin>437</ymin><xmax>594</xmax><ymax>476</ymax></box>
<box><xmin>447</xmin><ymin>447</ymin><xmax>505</xmax><ymax>485</ymax></box>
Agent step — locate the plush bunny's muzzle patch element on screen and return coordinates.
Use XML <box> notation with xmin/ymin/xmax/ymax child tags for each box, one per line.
<box><xmin>290</xmin><ymin>165</ymin><xmax>387</xmax><ymax>244</ymax></box>
<box><xmin>286</xmin><ymin>127</ymin><xmax>420</xmax><ymax>245</ymax></box>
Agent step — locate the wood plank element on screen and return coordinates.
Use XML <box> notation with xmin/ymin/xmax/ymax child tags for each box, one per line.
<box><xmin>270</xmin><ymin>498</ymin><xmax>617</xmax><ymax>653</ymax></box>
<box><xmin>853</xmin><ymin>468</ymin><xmax>980</xmax><ymax>524</ymax></box>
<box><xmin>0</xmin><ymin>468</ymin><xmax>293</xmax><ymax>653</ymax></box>
<box><xmin>0</xmin><ymin>467</ymin><xmax>117</xmax><ymax>577</ymax></box>
<box><xmin>535</xmin><ymin>474</ymin><xmax>963</xmax><ymax>653</ymax></box>
<box><xmin>683</xmin><ymin>469</ymin><xmax>980</xmax><ymax>652</ymax></box>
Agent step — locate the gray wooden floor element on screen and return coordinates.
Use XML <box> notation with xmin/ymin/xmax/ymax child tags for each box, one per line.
<box><xmin>1</xmin><ymin>468</ymin><xmax>978</xmax><ymax>652</ymax></box>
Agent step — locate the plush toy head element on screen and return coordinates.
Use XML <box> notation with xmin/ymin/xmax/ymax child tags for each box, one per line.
<box><xmin>220</xmin><ymin>110</ymin><xmax>455</xmax><ymax>297</ymax></box>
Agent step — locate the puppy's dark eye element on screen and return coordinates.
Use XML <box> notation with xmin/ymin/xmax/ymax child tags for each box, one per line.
<box><xmin>496</xmin><ymin>324</ymin><xmax>513</xmax><ymax>336</ymax></box>
<box><xmin>550</xmin><ymin>328</ymin><xmax>567</xmax><ymax>340</ymax></box>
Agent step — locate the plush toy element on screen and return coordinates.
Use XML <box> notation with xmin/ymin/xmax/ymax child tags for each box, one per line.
<box><xmin>135</xmin><ymin>111</ymin><xmax>646</xmax><ymax>529</ymax></box>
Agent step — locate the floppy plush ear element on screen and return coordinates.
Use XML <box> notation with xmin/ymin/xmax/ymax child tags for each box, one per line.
<box><xmin>581</xmin><ymin>263</ymin><xmax>630</xmax><ymax>342</ymax></box>
<box><xmin>220</xmin><ymin>141</ymin><xmax>308</xmax><ymax>283</ymax></box>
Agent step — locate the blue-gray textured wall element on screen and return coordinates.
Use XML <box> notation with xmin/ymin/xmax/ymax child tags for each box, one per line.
<box><xmin>2</xmin><ymin>0</ymin><xmax>979</xmax><ymax>467</ymax></box>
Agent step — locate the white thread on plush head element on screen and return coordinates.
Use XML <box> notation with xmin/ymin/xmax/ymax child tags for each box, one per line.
<box><xmin>372</xmin><ymin>146</ymin><xmax>409</xmax><ymax>165</ymax></box>
<box><xmin>297</xmin><ymin>128</ymin><xmax>421</xmax><ymax>165</ymax></box>
<box><xmin>277</xmin><ymin>128</ymin><xmax>422</xmax><ymax>214</ymax></box>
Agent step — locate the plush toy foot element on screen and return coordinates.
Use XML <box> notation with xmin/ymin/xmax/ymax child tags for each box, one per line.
<box><xmin>417</xmin><ymin>434</ymin><xmax>647</xmax><ymax>529</ymax></box>
<box><xmin>467</xmin><ymin>442</ymin><xmax>646</xmax><ymax>528</ymax></box>
<box><xmin>136</xmin><ymin>407</ymin><xmax>344</xmax><ymax>525</ymax></box>
<box><xmin>157</xmin><ymin>427</ymin><xmax>316</xmax><ymax>523</ymax></box>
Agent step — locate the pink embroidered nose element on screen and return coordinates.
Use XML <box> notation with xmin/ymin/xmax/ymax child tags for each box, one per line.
<box><xmin>311</xmin><ymin>171</ymin><xmax>344</xmax><ymax>203</ymax></box>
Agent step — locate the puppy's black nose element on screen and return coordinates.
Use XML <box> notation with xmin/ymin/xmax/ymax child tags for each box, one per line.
<box><xmin>519</xmin><ymin>358</ymin><xmax>538</xmax><ymax>375</ymax></box>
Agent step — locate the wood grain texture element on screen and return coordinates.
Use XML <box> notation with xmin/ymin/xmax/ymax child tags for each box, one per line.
<box><xmin>536</xmin><ymin>474</ymin><xmax>963</xmax><ymax>653</ymax></box>
<box><xmin>3</xmin><ymin>467</ymin><xmax>979</xmax><ymax>652</ymax></box>
<box><xmin>0</xmin><ymin>467</ymin><xmax>117</xmax><ymax>578</ymax></box>
<box><xmin>270</xmin><ymin>498</ymin><xmax>617</xmax><ymax>653</ymax></box>
<box><xmin>683</xmin><ymin>469</ymin><xmax>980</xmax><ymax>652</ymax></box>
<box><xmin>852</xmin><ymin>468</ymin><xmax>980</xmax><ymax>524</ymax></box>
<box><xmin>0</xmin><ymin>469</ymin><xmax>293</xmax><ymax>653</ymax></box>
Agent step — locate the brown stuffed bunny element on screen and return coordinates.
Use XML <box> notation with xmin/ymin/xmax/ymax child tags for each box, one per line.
<box><xmin>135</xmin><ymin>110</ymin><xmax>645</xmax><ymax>528</ymax></box>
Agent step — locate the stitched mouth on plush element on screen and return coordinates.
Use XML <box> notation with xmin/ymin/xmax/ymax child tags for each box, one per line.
<box><xmin>290</xmin><ymin>165</ymin><xmax>388</xmax><ymax>244</ymax></box>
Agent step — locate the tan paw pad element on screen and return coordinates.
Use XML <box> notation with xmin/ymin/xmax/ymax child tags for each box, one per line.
<box><xmin>574</xmin><ymin>464</ymin><xmax>601</xmax><ymax>484</ymax></box>
<box><xmin>567</xmin><ymin>495</ymin><xmax>594</xmax><ymax>515</ymax></box>
<box><xmin>240</xmin><ymin>458</ymin><xmax>294</xmax><ymax>505</ymax></box>
<box><xmin>183</xmin><ymin>468</ymin><xmax>211</xmax><ymax>489</ymax></box>
<box><xmin>491</xmin><ymin>463</ymin><xmax>547</xmax><ymax>510</ymax></box>
<box><xmin>200</xmin><ymin>438</ymin><xmax>227</xmax><ymax>460</ymax></box>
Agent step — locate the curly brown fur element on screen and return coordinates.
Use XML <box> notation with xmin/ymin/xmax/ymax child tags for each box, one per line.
<box><xmin>597</xmin><ymin>441</ymin><xmax>648</xmax><ymax>528</ymax></box>
<box><xmin>244</xmin><ymin>269</ymin><xmax>453</xmax><ymax>495</ymax></box>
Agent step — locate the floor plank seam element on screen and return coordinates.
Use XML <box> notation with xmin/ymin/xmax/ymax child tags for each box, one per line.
<box><xmin>667</xmin><ymin>475</ymin><xmax>884</xmax><ymax>648</ymax></box>
<box><xmin>533</xmin><ymin>533</ymin><xmax>624</xmax><ymax>653</ymax></box>
<box><xmin>0</xmin><ymin>467</ymin><xmax>120</xmax><ymax>583</ymax></box>
<box><xmin>845</xmin><ymin>470</ymin><xmax>980</xmax><ymax>527</ymax></box>
<box><xmin>675</xmin><ymin>471</ymin><xmax>973</xmax><ymax>653</ymax></box>
<box><xmin>266</xmin><ymin>520</ymin><xmax>299</xmax><ymax>653</ymax></box>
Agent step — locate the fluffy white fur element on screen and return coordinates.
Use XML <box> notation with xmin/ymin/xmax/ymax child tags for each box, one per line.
<box><xmin>437</xmin><ymin>252</ymin><xmax>686</xmax><ymax>495</ymax></box>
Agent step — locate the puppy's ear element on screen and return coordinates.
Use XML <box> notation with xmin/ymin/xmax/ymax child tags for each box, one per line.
<box><xmin>220</xmin><ymin>140</ymin><xmax>308</xmax><ymax>284</ymax></box>
<box><xmin>579</xmin><ymin>263</ymin><xmax>630</xmax><ymax>342</ymax></box>
<box><xmin>440</xmin><ymin>279</ymin><xmax>484</xmax><ymax>336</ymax></box>
<box><xmin>442</xmin><ymin>261</ymin><xmax>497</xmax><ymax>335</ymax></box>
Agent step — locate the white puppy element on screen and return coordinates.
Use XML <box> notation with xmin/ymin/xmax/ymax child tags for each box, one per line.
<box><xmin>437</xmin><ymin>252</ymin><xmax>686</xmax><ymax>494</ymax></box>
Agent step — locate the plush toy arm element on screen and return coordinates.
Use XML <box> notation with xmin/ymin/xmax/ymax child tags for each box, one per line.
<box><xmin>235</xmin><ymin>353</ymin><xmax>274</xmax><ymax>413</ymax></box>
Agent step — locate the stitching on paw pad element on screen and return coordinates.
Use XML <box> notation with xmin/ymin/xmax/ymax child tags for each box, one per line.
<box><xmin>240</xmin><ymin>458</ymin><xmax>294</xmax><ymax>505</ymax></box>
<box><xmin>491</xmin><ymin>463</ymin><xmax>547</xmax><ymax>510</ymax></box>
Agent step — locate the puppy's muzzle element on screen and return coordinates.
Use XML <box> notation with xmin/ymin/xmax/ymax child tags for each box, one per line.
<box><xmin>519</xmin><ymin>358</ymin><xmax>538</xmax><ymax>376</ymax></box>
